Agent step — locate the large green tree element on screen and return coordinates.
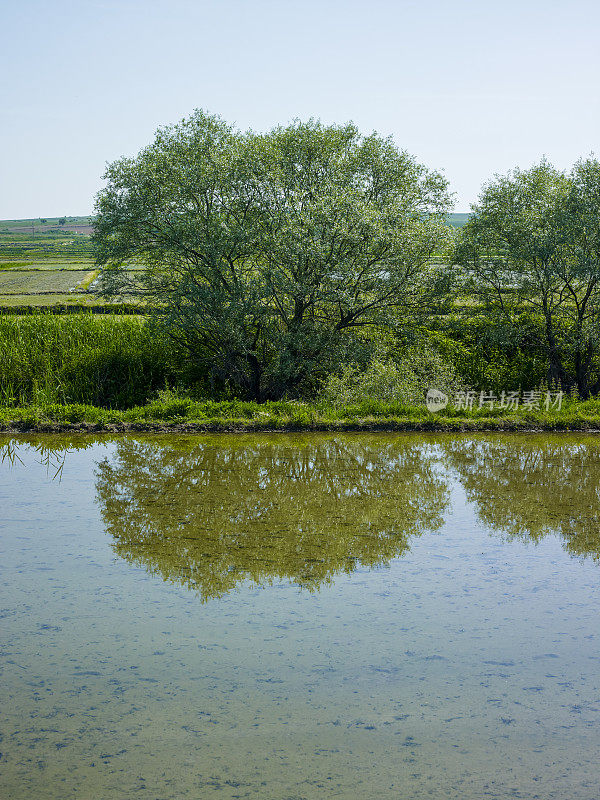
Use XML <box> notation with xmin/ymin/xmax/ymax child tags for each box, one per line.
<box><xmin>455</xmin><ymin>159</ymin><xmax>600</xmax><ymax>395</ymax></box>
<box><xmin>93</xmin><ymin>110</ymin><xmax>451</xmax><ymax>400</ymax></box>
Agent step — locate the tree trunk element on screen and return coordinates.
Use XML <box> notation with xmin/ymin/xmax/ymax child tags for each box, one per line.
<box><xmin>575</xmin><ymin>341</ymin><xmax>594</xmax><ymax>398</ymax></box>
<box><xmin>247</xmin><ymin>353</ymin><xmax>262</xmax><ymax>403</ymax></box>
<box><xmin>545</xmin><ymin>313</ymin><xmax>567</xmax><ymax>389</ymax></box>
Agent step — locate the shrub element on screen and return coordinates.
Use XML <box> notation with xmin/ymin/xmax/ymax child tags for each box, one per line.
<box><xmin>320</xmin><ymin>345</ymin><xmax>464</xmax><ymax>407</ymax></box>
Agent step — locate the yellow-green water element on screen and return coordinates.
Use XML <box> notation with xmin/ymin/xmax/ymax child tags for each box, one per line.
<box><xmin>1</xmin><ymin>433</ymin><xmax>599</xmax><ymax>799</ymax></box>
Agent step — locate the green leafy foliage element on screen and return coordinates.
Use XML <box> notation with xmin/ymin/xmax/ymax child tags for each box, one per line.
<box><xmin>94</xmin><ymin>110</ymin><xmax>452</xmax><ymax>400</ymax></box>
<box><xmin>455</xmin><ymin>158</ymin><xmax>600</xmax><ymax>396</ymax></box>
<box><xmin>319</xmin><ymin>338</ymin><xmax>464</xmax><ymax>406</ymax></box>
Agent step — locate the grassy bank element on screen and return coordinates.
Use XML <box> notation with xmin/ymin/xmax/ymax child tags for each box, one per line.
<box><xmin>0</xmin><ymin>313</ymin><xmax>177</xmax><ymax>407</ymax></box>
<box><xmin>2</xmin><ymin>397</ymin><xmax>600</xmax><ymax>433</ymax></box>
<box><xmin>2</xmin><ymin>312</ymin><xmax>600</xmax><ymax>434</ymax></box>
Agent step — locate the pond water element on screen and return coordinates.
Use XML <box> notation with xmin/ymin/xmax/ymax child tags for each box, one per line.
<box><xmin>1</xmin><ymin>433</ymin><xmax>599</xmax><ymax>799</ymax></box>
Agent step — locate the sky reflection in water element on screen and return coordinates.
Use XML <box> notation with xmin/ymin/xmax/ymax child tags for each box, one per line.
<box><xmin>1</xmin><ymin>433</ymin><xmax>599</xmax><ymax>799</ymax></box>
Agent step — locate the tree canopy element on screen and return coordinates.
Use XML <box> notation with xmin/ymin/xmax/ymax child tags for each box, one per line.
<box><xmin>93</xmin><ymin>110</ymin><xmax>452</xmax><ymax>399</ymax></box>
<box><xmin>455</xmin><ymin>158</ymin><xmax>600</xmax><ymax>395</ymax></box>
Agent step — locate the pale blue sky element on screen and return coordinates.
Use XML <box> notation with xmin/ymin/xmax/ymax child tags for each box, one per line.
<box><xmin>1</xmin><ymin>0</ymin><xmax>599</xmax><ymax>218</ymax></box>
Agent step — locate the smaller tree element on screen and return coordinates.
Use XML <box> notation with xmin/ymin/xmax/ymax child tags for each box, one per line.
<box><xmin>455</xmin><ymin>159</ymin><xmax>600</xmax><ymax>395</ymax></box>
<box><xmin>562</xmin><ymin>158</ymin><xmax>600</xmax><ymax>394</ymax></box>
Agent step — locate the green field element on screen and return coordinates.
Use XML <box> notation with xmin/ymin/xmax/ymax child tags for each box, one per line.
<box><xmin>0</xmin><ymin>269</ymin><xmax>97</xmax><ymax>294</ymax></box>
<box><xmin>2</xmin><ymin>396</ymin><xmax>600</xmax><ymax>433</ymax></box>
<box><xmin>0</xmin><ymin>260</ymin><xmax>95</xmax><ymax>271</ymax></box>
<box><xmin>0</xmin><ymin>213</ymin><xmax>469</xmax><ymax>311</ymax></box>
<box><xmin>0</xmin><ymin>217</ymin><xmax>100</xmax><ymax>309</ymax></box>
<box><xmin>0</xmin><ymin>216</ymin><xmax>92</xmax><ymax>238</ymax></box>
<box><xmin>0</xmin><ymin>216</ymin><xmax>153</xmax><ymax>310</ymax></box>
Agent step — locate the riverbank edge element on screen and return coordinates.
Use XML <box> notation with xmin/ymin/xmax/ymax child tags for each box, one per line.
<box><xmin>2</xmin><ymin>414</ymin><xmax>600</xmax><ymax>434</ymax></box>
<box><xmin>3</xmin><ymin>399</ymin><xmax>600</xmax><ymax>434</ymax></box>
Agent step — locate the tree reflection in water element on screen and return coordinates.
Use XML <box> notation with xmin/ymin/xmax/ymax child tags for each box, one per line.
<box><xmin>95</xmin><ymin>435</ymin><xmax>449</xmax><ymax>600</ymax></box>
<box><xmin>443</xmin><ymin>435</ymin><xmax>600</xmax><ymax>561</ymax></box>
<box><xmin>4</xmin><ymin>434</ymin><xmax>600</xmax><ymax>600</ymax></box>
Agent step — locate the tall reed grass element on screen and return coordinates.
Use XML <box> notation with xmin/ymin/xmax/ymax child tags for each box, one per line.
<box><xmin>0</xmin><ymin>313</ymin><xmax>177</xmax><ymax>407</ymax></box>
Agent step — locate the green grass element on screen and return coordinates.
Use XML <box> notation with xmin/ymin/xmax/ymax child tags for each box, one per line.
<box><xmin>1</xmin><ymin>309</ymin><xmax>600</xmax><ymax>432</ymax></box>
<box><xmin>0</xmin><ymin>299</ymin><xmax>142</xmax><ymax>312</ymax></box>
<box><xmin>0</xmin><ymin>398</ymin><xmax>600</xmax><ymax>431</ymax></box>
<box><xmin>0</xmin><ymin>294</ymin><xmax>103</xmax><ymax>308</ymax></box>
<box><xmin>0</xmin><ymin>313</ymin><xmax>175</xmax><ymax>407</ymax></box>
<box><xmin>1</xmin><ymin>396</ymin><xmax>600</xmax><ymax>432</ymax></box>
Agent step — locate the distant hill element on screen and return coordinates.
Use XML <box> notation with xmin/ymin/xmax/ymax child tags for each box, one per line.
<box><xmin>1</xmin><ymin>212</ymin><xmax>471</xmax><ymax>235</ymax></box>
<box><xmin>0</xmin><ymin>216</ymin><xmax>94</xmax><ymax>236</ymax></box>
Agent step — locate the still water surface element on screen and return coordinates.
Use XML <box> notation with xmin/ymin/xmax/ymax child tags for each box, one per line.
<box><xmin>1</xmin><ymin>433</ymin><xmax>599</xmax><ymax>799</ymax></box>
